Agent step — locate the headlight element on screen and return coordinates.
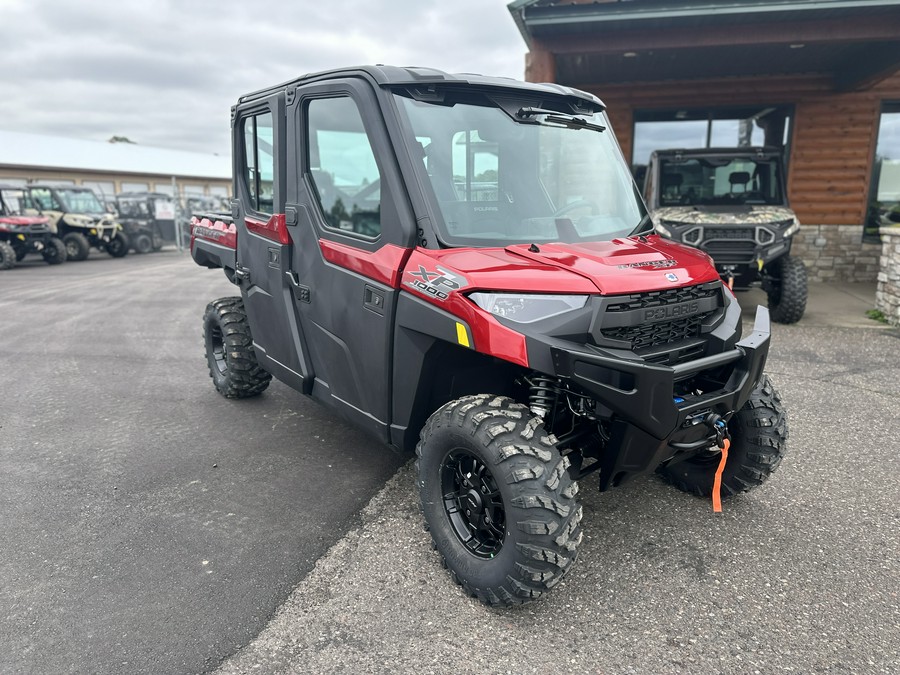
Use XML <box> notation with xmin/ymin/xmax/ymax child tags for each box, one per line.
<box><xmin>469</xmin><ymin>293</ymin><xmax>588</xmax><ymax>324</ymax></box>
<box><xmin>783</xmin><ymin>217</ymin><xmax>801</xmax><ymax>238</ymax></box>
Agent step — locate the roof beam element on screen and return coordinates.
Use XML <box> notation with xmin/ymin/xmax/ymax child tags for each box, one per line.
<box><xmin>535</xmin><ymin>15</ymin><xmax>900</xmax><ymax>54</ymax></box>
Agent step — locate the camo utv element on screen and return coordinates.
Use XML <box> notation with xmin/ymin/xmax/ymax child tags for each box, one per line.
<box><xmin>644</xmin><ymin>147</ymin><xmax>807</xmax><ymax>324</ymax></box>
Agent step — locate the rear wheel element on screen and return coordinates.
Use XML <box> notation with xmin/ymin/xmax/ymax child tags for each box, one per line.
<box><xmin>0</xmin><ymin>240</ymin><xmax>16</xmax><ymax>270</ymax></box>
<box><xmin>767</xmin><ymin>255</ymin><xmax>807</xmax><ymax>324</ymax></box>
<box><xmin>132</xmin><ymin>233</ymin><xmax>153</xmax><ymax>254</ymax></box>
<box><xmin>150</xmin><ymin>225</ymin><xmax>163</xmax><ymax>251</ymax></box>
<box><xmin>658</xmin><ymin>376</ymin><xmax>788</xmax><ymax>499</ymax></box>
<box><xmin>15</xmin><ymin>246</ymin><xmax>27</xmax><ymax>262</ymax></box>
<box><xmin>106</xmin><ymin>232</ymin><xmax>130</xmax><ymax>258</ymax></box>
<box><xmin>417</xmin><ymin>395</ymin><xmax>583</xmax><ymax>606</ymax></box>
<box><xmin>202</xmin><ymin>297</ymin><xmax>271</xmax><ymax>398</ymax></box>
<box><xmin>42</xmin><ymin>237</ymin><xmax>67</xmax><ymax>265</ymax></box>
<box><xmin>63</xmin><ymin>232</ymin><xmax>91</xmax><ymax>261</ymax></box>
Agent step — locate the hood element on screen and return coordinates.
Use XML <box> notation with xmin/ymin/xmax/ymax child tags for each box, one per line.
<box><xmin>423</xmin><ymin>235</ymin><xmax>719</xmax><ymax>295</ymax></box>
<box><xmin>653</xmin><ymin>205</ymin><xmax>796</xmax><ymax>225</ymax></box>
<box><xmin>0</xmin><ymin>215</ymin><xmax>50</xmax><ymax>227</ymax></box>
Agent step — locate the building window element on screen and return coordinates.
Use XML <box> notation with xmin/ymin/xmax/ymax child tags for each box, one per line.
<box><xmin>866</xmin><ymin>102</ymin><xmax>900</xmax><ymax>241</ymax></box>
<box><xmin>632</xmin><ymin>106</ymin><xmax>792</xmax><ymax>182</ymax></box>
<box><xmin>120</xmin><ymin>181</ymin><xmax>149</xmax><ymax>193</ymax></box>
<box><xmin>81</xmin><ymin>180</ymin><xmax>116</xmax><ymax>200</ymax></box>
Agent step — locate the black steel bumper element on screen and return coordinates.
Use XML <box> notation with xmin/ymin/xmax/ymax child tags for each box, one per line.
<box><xmin>544</xmin><ymin>306</ymin><xmax>771</xmax><ymax>489</ymax></box>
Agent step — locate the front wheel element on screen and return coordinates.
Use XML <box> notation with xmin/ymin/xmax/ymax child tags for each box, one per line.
<box><xmin>132</xmin><ymin>233</ymin><xmax>153</xmax><ymax>254</ymax></box>
<box><xmin>106</xmin><ymin>232</ymin><xmax>130</xmax><ymax>258</ymax></box>
<box><xmin>63</xmin><ymin>232</ymin><xmax>91</xmax><ymax>261</ymax></box>
<box><xmin>202</xmin><ymin>297</ymin><xmax>271</xmax><ymax>398</ymax></box>
<box><xmin>766</xmin><ymin>255</ymin><xmax>807</xmax><ymax>324</ymax></box>
<box><xmin>0</xmin><ymin>240</ymin><xmax>16</xmax><ymax>270</ymax></box>
<box><xmin>417</xmin><ymin>395</ymin><xmax>583</xmax><ymax>606</ymax></box>
<box><xmin>658</xmin><ymin>376</ymin><xmax>788</xmax><ymax>499</ymax></box>
<box><xmin>42</xmin><ymin>237</ymin><xmax>67</xmax><ymax>265</ymax></box>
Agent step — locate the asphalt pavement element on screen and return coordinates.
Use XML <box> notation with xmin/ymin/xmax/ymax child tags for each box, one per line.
<box><xmin>2</xmin><ymin>253</ymin><xmax>898</xmax><ymax>674</ymax></box>
<box><xmin>0</xmin><ymin>250</ymin><xmax>403</xmax><ymax>673</ymax></box>
<box><xmin>217</xmin><ymin>283</ymin><xmax>900</xmax><ymax>674</ymax></box>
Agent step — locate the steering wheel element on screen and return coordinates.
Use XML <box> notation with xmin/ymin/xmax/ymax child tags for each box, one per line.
<box><xmin>553</xmin><ymin>199</ymin><xmax>600</xmax><ymax>217</ymax></box>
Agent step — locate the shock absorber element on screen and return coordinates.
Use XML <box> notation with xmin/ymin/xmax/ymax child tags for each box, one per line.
<box><xmin>528</xmin><ymin>375</ymin><xmax>559</xmax><ymax>420</ymax></box>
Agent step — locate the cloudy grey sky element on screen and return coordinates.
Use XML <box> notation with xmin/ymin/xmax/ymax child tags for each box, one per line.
<box><xmin>0</xmin><ymin>0</ymin><xmax>527</xmax><ymax>156</ymax></box>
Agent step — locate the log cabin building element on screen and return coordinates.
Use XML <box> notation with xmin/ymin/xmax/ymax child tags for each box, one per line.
<box><xmin>509</xmin><ymin>0</ymin><xmax>900</xmax><ymax>281</ymax></box>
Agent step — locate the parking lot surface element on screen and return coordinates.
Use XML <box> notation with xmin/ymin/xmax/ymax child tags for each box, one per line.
<box><xmin>2</xmin><ymin>253</ymin><xmax>898</xmax><ymax>674</ymax></box>
<box><xmin>0</xmin><ymin>251</ymin><xmax>403</xmax><ymax>673</ymax></box>
<box><xmin>217</xmin><ymin>287</ymin><xmax>900</xmax><ymax>673</ymax></box>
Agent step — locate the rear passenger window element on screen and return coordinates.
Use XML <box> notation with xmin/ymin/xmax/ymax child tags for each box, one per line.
<box><xmin>242</xmin><ymin>112</ymin><xmax>275</xmax><ymax>214</ymax></box>
<box><xmin>307</xmin><ymin>97</ymin><xmax>382</xmax><ymax>238</ymax></box>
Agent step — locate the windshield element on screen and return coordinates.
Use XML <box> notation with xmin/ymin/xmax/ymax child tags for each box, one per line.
<box><xmin>394</xmin><ymin>92</ymin><xmax>647</xmax><ymax>247</ymax></box>
<box><xmin>0</xmin><ymin>189</ymin><xmax>29</xmax><ymax>215</ymax></box>
<box><xmin>657</xmin><ymin>156</ymin><xmax>785</xmax><ymax>207</ymax></box>
<box><xmin>57</xmin><ymin>188</ymin><xmax>107</xmax><ymax>214</ymax></box>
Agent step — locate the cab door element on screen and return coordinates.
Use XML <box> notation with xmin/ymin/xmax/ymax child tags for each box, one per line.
<box><xmin>233</xmin><ymin>96</ymin><xmax>313</xmax><ymax>392</ymax></box>
<box><xmin>284</xmin><ymin>78</ymin><xmax>415</xmax><ymax>440</ymax></box>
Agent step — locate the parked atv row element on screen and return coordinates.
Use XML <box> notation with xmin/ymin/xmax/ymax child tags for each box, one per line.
<box><xmin>0</xmin><ymin>185</ymin><xmax>181</xmax><ymax>270</ymax></box>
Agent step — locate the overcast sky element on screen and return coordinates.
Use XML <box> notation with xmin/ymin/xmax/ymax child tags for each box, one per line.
<box><xmin>0</xmin><ymin>0</ymin><xmax>527</xmax><ymax>156</ymax></box>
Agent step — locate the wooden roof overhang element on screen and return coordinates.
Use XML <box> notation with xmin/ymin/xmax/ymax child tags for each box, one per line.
<box><xmin>509</xmin><ymin>0</ymin><xmax>900</xmax><ymax>92</ymax></box>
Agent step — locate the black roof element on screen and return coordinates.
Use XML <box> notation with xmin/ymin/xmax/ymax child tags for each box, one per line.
<box><xmin>651</xmin><ymin>146</ymin><xmax>784</xmax><ymax>158</ymax></box>
<box><xmin>237</xmin><ymin>64</ymin><xmax>603</xmax><ymax>110</ymax></box>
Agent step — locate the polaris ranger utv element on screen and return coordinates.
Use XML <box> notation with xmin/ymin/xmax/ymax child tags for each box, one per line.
<box><xmin>191</xmin><ymin>66</ymin><xmax>787</xmax><ymax>606</ymax></box>
<box><xmin>644</xmin><ymin>147</ymin><xmax>808</xmax><ymax>323</ymax></box>
<box><xmin>0</xmin><ymin>185</ymin><xmax>66</xmax><ymax>269</ymax></box>
<box><xmin>25</xmin><ymin>185</ymin><xmax>130</xmax><ymax>260</ymax></box>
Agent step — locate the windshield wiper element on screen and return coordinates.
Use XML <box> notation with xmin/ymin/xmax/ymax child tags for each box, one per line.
<box><xmin>516</xmin><ymin>107</ymin><xmax>606</xmax><ymax>133</ymax></box>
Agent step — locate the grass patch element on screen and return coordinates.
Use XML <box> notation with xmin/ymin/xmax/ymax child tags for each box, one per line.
<box><xmin>866</xmin><ymin>309</ymin><xmax>889</xmax><ymax>324</ymax></box>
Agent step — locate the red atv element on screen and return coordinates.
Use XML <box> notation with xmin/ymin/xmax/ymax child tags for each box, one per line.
<box><xmin>0</xmin><ymin>185</ymin><xmax>67</xmax><ymax>269</ymax></box>
<box><xmin>190</xmin><ymin>66</ymin><xmax>787</xmax><ymax>605</ymax></box>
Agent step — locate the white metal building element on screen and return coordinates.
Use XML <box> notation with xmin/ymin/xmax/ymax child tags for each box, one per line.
<box><xmin>0</xmin><ymin>129</ymin><xmax>231</xmax><ymax>200</ymax></box>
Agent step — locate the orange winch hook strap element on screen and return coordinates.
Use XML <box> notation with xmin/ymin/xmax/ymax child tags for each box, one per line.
<box><xmin>712</xmin><ymin>437</ymin><xmax>730</xmax><ymax>513</ymax></box>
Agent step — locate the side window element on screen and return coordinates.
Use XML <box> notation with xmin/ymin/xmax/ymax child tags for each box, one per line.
<box><xmin>307</xmin><ymin>97</ymin><xmax>382</xmax><ymax>238</ymax></box>
<box><xmin>242</xmin><ymin>112</ymin><xmax>275</xmax><ymax>214</ymax></box>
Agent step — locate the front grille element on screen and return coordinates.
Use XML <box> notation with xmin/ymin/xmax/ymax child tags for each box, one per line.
<box><xmin>703</xmin><ymin>227</ymin><xmax>754</xmax><ymax>241</ymax></box>
<box><xmin>704</xmin><ymin>240</ymin><xmax>757</xmax><ymax>264</ymax></box>
<box><xmin>601</xmin><ymin>315</ymin><xmax>705</xmax><ymax>350</ymax></box>
<box><xmin>597</xmin><ymin>282</ymin><xmax>721</xmax><ymax>356</ymax></box>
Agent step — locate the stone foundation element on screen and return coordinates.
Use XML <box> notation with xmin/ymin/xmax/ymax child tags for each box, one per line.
<box><xmin>876</xmin><ymin>227</ymin><xmax>900</xmax><ymax>327</ymax></box>
<box><xmin>790</xmin><ymin>225</ymin><xmax>882</xmax><ymax>282</ymax></box>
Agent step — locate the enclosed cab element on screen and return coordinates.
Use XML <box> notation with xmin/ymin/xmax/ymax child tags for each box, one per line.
<box><xmin>0</xmin><ymin>185</ymin><xmax>66</xmax><ymax>269</ymax></box>
<box><xmin>25</xmin><ymin>185</ymin><xmax>130</xmax><ymax>260</ymax></box>
<box><xmin>644</xmin><ymin>147</ymin><xmax>807</xmax><ymax>323</ymax></box>
<box><xmin>115</xmin><ymin>191</ymin><xmax>177</xmax><ymax>253</ymax></box>
<box><xmin>191</xmin><ymin>66</ymin><xmax>788</xmax><ymax>606</ymax></box>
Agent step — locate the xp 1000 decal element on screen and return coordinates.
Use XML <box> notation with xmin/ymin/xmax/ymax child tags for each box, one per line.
<box><xmin>405</xmin><ymin>265</ymin><xmax>467</xmax><ymax>301</ymax></box>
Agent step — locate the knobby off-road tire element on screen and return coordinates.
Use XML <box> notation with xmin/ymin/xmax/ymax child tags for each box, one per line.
<box><xmin>150</xmin><ymin>226</ymin><xmax>164</xmax><ymax>251</ymax></box>
<box><xmin>132</xmin><ymin>233</ymin><xmax>153</xmax><ymax>254</ymax></box>
<box><xmin>63</xmin><ymin>232</ymin><xmax>90</xmax><ymax>261</ymax></box>
<box><xmin>0</xmin><ymin>240</ymin><xmax>16</xmax><ymax>270</ymax></box>
<box><xmin>417</xmin><ymin>395</ymin><xmax>583</xmax><ymax>606</ymax></box>
<box><xmin>42</xmin><ymin>237</ymin><xmax>67</xmax><ymax>265</ymax></box>
<box><xmin>106</xmin><ymin>232</ymin><xmax>130</xmax><ymax>258</ymax></box>
<box><xmin>15</xmin><ymin>246</ymin><xmax>27</xmax><ymax>262</ymax></box>
<box><xmin>203</xmin><ymin>297</ymin><xmax>271</xmax><ymax>398</ymax></box>
<box><xmin>659</xmin><ymin>376</ymin><xmax>788</xmax><ymax>499</ymax></box>
<box><xmin>767</xmin><ymin>255</ymin><xmax>807</xmax><ymax>324</ymax></box>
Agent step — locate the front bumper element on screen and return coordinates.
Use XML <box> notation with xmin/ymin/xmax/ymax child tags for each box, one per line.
<box><xmin>542</xmin><ymin>306</ymin><xmax>771</xmax><ymax>489</ymax></box>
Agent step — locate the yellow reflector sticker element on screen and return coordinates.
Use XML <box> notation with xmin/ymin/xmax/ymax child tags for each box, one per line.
<box><xmin>456</xmin><ymin>322</ymin><xmax>471</xmax><ymax>348</ymax></box>
<box><xmin>90</xmin><ymin>229</ymin><xmax>97</xmax><ymax>235</ymax></box>
<box><xmin>17</xmin><ymin>234</ymin><xmax>26</xmax><ymax>240</ymax></box>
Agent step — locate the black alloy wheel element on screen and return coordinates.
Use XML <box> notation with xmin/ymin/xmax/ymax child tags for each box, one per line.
<box><xmin>441</xmin><ymin>449</ymin><xmax>505</xmax><ymax>559</ymax></box>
